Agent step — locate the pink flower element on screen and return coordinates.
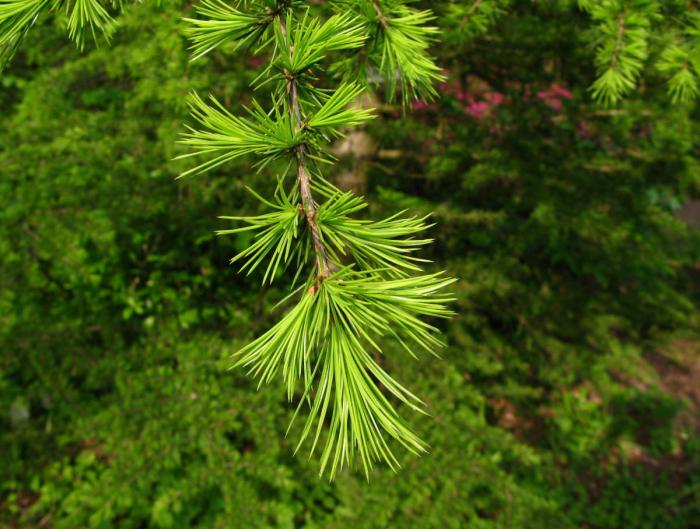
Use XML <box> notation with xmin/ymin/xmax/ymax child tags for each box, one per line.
<box><xmin>485</xmin><ymin>91</ymin><xmax>505</xmax><ymax>105</ymax></box>
<box><xmin>465</xmin><ymin>100</ymin><xmax>489</xmax><ymax>118</ymax></box>
<box><xmin>536</xmin><ymin>83</ymin><xmax>572</xmax><ymax>111</ymax></box>
<box><xmin>550</xmin><ymin>83</ymin><xmax>573</xmax><ymax>99</ymax></box>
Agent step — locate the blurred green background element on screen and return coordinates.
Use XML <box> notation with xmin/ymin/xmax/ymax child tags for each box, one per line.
<box><xmin>2</xmin><ymin>1</ymin><xmax>700</xmax><ymax>528</ymax></box>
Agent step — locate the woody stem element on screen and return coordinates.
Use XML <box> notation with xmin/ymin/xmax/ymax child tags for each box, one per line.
<box><xmin>278</xmin><ymin>17</ymin><xmax>332</xmax><ymax>280</ymax></box>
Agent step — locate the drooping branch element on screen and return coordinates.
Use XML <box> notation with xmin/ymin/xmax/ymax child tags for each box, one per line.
<box><xmin>181</xmin><ymin>1</ymin><xmax>455</xmax><ymax>478</ymax></box>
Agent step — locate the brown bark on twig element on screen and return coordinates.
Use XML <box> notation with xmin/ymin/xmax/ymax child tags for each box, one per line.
<box><xmin>279</xmin><ymin>18</ymin><xmax>333</xmax><ymax>280</ymax></box>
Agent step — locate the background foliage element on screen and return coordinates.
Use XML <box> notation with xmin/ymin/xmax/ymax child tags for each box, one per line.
<box><xmin>2</xmin><ymin>1</ymin><xmax>700</xmax><ymax>527</ymax></box>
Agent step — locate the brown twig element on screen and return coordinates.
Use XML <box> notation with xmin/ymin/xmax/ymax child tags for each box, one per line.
<box><xmin>371</xmin><ymin>0</ymin><xmax>389</xmax><ymax>29</ymax></box>
<box><xmin>278</xmin><ymin>17</ymin><xmax>333</xmax><ymax>280</ymax></box>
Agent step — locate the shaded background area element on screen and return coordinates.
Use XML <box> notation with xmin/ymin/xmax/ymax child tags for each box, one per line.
<box><xmin>2</xmin><ymin>1</ymin><xmax>700</xmax><ymax>527</ymax></box>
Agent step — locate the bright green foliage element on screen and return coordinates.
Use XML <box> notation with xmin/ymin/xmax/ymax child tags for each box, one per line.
<box><xmin>272</xmin><ymin>11</ymin><xmax>366</xmax><ymax>74</ymax></box>
<box><xmin>217</xmin><ymin>187</ymin><xmax>303</xmax><ymax>285</ymax></box>
<box><xmin>66</xmin><ymin>0</ymin><xmax>116</xmax><ymax>48</ymax></box>
<box><xmin>178</xmin><ymin>92</ymin><xmax>301</xmax><ymax>176</ymax></box>
<box><xmin>585</xmin><ymin>0</ymin><xmax>656</xmax><ymax>105</ymax></box>
<box><xmin>655</xmin><ymin>12</ymin><xmax>700</xmax><ymax>104</ymax></box>
<box><xmin>578</xmin><ymin>0</ymin><xmax>700</xmax><ymax>104</ymax></box>
<box><xmin>441</xmin><ymin>0</ymin><xmax>510</xmax><ymax>43</ymax></box>
<box><xmin>658</xmin><ymin>45</ymin><xmax>700</xmax><ymax>104</ymax></box>
<box><xmin>0</xmin><ymin>0</ymin><xmax>125</xmax><ymax>67</ymax></box>
<box><xmin>2</xmin><ymin>0</ymin><xmax>700</xmax><ymax>527</ymax></box>
<box><xmin>306</xmin><ymin>83</ymin><xmax>375</xmax><ymax>132</ymax></box>
<box><xmin>0</xmin><ymin>0</ymin><xmax>48</xmax><ymax>65</ymax></box>
<box><xmin>180</xmin><ymin>0</ymin><xmax>454</xmax><ymax>478</ymax></box>
<box><xmin>333</xmin><ymin>0</ymin><xmax>445</xmax><ymax>103</ymax></box>
<box><xmin>316</xmin><ymin>191</ymin><xmax>432</xmax><ymax>274</ymax></box>
<box><xmin>370</xmin><ymin>6</ymin><xmax>444</xmax><ymax>103</ymax></box>
<box><xmin>236</xmin><ymin>269</ymin><xmax>454</xmax><ymax>476</ymax></box>
<box><xmin>183</xmin><ymin>0</ymin><xmax>270</xmax><ymax>60</ymax></box>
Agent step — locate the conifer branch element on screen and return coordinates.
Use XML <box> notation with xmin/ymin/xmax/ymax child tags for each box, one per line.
<box><xmin>585</xmin><ymin>0</ymin><xmax>656</xmax><ymax>105</ymax></box>
<box><xmin>356</xmin><ymin>0</ymin><xmax>445</xmax><ymax>104</ymax></box>
<box><xmin>180</xmin><ymin>0</ymin><xmax>453</xmax><ymax>479</ymax></box>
